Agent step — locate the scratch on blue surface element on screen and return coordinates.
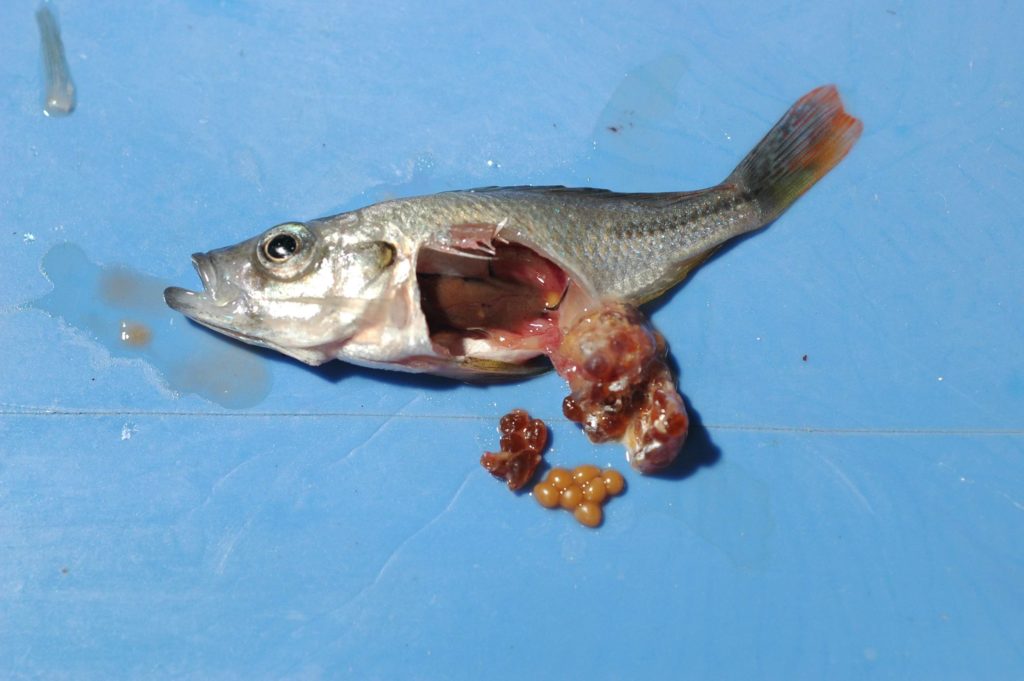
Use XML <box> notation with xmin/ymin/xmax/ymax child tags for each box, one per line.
<box><xmin>214</xmin><ymin>512</ymin><xmax>258</xmax><ymax>575</ymax></box>
<box><xmin>182</xmin><ymin>454</ymin><xmax>264</xmax><ymax>525</ymax></box>
<box><xmin>998</xmin><ymin>492</ymin><xmax>1024</xmax><ymax>512</ymax></box>
<box><xmin>329</xmin><ymin>394</ymin><xmax>425</xmax><ymax>467</ymax></box>
<box><xmin>210</xmin><ymin>456</ymin><xmax>262</xmax><ymax>497</ymax></box>
<box><xmin>197</xmin><ymin>456</ymin><xmax>267</xmax><ymax>574</ymax></box>
<box><xmin>360</xmin><ymin>468</ymin><xmax>477</xmax><ymax>590</ymax></box>
<box><xmin>288</xmin><ymin>467</ymin><xmax>479</xmax><ymax>644</ymax></box>
<box><xmin>818</xmin><ymin>454</ymin><xmax>875</xmax><ymax>515</ymax></box>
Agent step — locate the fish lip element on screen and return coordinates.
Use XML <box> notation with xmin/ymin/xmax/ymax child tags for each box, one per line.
<box><xmin>191</xmin><ymin>252</ymin><xmax>216</xmax><ymax>291</ymax></box>
<box><xmin>190</xmin><ymin>252</ymin><xmax>240</xmax><ymax>304</ymax></box>
<box><xmin>163</xmin><ymin>285</ymin><xmax>210</xmax><ymax>315</ymax></box>
<box><xmin>161</xmin><ymin>253</ymin><xmax>216</xmax><ymax>303</ymax></box>
<box><xmin>163</xmin><ymin>286</ymin><xmax>262</xmax><ymax>341</ymax></box>
<box><xmin>163</xmin><ymin>285</ymin><xmax>197</xmax><ymax>311</ymax></box>
<box><xmin>163</xmin><ymin>252</ymin><xmax>240</xmax><ymax>312</ymax></box>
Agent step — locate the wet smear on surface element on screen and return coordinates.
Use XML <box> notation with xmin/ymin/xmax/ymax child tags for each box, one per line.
<box><xmin>31</xmin><ymin>243</ymin><xmax>271</xmax><ymax>408</ymax></box>
<box><xmin>355</xmin><ymin>57</ymin><xmax>691</xmax><ymax>205</ymax></box>
<box><xmin>36</xmin><ymin>3</ymin><xmax>76</xmax><ymax>117</ymax></box>
<box><xmin>361</xmin><ymin>154</ymin><xmax>446</xmax><ymax>204</ymax></box>
<box><xmin>580</xmin><ymin>54</ymin><xmax>689</xmax><ymax>187</ymax></box>
<box><xmin>119</xmin><ymin>321</ymin><xmax>152</xmax><ymax>347</ymax></box>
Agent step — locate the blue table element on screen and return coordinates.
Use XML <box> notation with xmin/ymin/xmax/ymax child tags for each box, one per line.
<box><xmin>2</xmin><ymin>1</ymin><xmax>1022</xmax><ymax>678</ymax></box>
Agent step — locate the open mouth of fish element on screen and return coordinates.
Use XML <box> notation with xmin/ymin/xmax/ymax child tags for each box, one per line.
<box><xmin>163</xmin><ymin>255</ymin><xmax>260</xmax><ymax>341</ymax></box>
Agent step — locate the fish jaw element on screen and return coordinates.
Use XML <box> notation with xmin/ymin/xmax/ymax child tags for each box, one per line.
<box><xmin>163</xmin><ymin>241</ymin><xmax>370</xmax><ymax>366</ymax></box>
<box><xmin>164</xmin><ymin>270</ymin><xmax>339</xmax><ymax>365</ymax></box>
<box><xmin>165</xmin><ymin>295</ymin><xmax>333</xmax><ymax>365</ymax></box>
<box><xmin>164</xmin><ymin>252</ymin><xmax>255</xmax><ymax>343</ymax></box>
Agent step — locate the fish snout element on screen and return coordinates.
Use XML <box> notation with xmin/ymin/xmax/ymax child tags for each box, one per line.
<box><xmin>162</xmin><ymin>285</ymin><xmax>197</xmax><ymax>313</ymax></box>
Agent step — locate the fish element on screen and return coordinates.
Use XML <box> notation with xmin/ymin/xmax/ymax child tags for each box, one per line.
<box><xmin>165</xmin><ymin>85</ymin><xmax>861</xmax><ymax>469</ymax></box>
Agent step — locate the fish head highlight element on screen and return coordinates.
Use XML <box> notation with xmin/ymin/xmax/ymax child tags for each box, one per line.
<box><xmin>164</xmin><ymin>215</ymin><xmax>410</xmax><ymax>365</ymax></box>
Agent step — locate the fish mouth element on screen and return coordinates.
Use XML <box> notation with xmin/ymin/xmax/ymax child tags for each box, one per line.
<box><xmin>163</xmin><ymin>251</ymin><xmax>333</xmax><ymax>365</ymax></box>
<box><xmin>191</xmin><ymin>252</ymin><xmax>217</xmax><ymax>291</ymax></box>
<box><xmin>163</xmin><ymin>253</ymin><xmax>241</xmax><ymax>323</ymax></box>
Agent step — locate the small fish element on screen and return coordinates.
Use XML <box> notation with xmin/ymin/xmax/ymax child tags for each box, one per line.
<box><xmin>167</xmin><ymin>86</ymin><xmax>859</xmax><ymax>441</ymax></box>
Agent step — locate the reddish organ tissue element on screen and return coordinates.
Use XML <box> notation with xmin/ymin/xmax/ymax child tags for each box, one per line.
<box><xmin>480</xmin><ymin>409</ymin><xmax>548</xmax><ymax>490</ymax></box>
<box><xmin>552</xmin><ymin>303</ymin><xmax>688</xmax><ymax>473</ymax></box>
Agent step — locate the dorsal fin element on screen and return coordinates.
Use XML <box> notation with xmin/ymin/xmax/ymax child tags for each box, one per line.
<box><xmin>460</xmin><ymin>184</ymin><xmax>710</xmax><ymax>207</ymax></box>
<box><xmin>464</xmin><ymin>185</ymin><xmax>613</xmax><ymax>195</ymax></box>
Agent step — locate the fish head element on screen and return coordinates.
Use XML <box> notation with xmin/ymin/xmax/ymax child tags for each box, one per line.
<box><xmin>164</xmin><ymin>215</ymin><xmax>408</xmax><ymax>365</ymax></box>
<box><xmin>167</xmin><ymin>208</ymin><xmax>586</xmax><ymax>379</ymax></box>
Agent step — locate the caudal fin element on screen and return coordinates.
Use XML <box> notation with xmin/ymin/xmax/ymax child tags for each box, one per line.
<box><xmin>726</xmin><ymin>85</ymin><xmax>862</xmax><ymax>222</ymax></box>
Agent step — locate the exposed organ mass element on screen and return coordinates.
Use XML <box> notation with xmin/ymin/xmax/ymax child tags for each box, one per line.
<box><xmin>553</xmin><ymin>304</ymin><xmax>689</xmax><ymax>473</ymax></box>
<box><xmin>420</xmin><ymin>240</ymin><xmax>689</xmax><ymax>473</ymax></box>
<box><xmin>480</xmin><ymin>409</ymin><xmax>548</xmax><ymax>490</ymax></box>
<box><xmin>417</xmin><ymin>242</ymin><xmax>566</xmax><ymax>359</ymax></box>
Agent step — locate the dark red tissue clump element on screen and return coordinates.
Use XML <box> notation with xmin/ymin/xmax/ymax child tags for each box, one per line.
<box><xmin>553</xmin><ymin>303</ymin><xmax>688</xmax><ymax>473</ymax></box>
<box><xmin>480</xmin><ymin>409</ymin><xmax>548</xmax><ymax>490</ymax></box>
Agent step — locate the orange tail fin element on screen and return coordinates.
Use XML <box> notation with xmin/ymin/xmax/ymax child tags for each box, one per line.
<box><xmin>727</xmin><ymin>85</ymin><xmax>862</xmax><ymax>221</ymax></box>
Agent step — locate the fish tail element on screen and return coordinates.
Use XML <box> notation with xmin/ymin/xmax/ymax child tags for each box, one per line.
<box><xmin>726</xmin><ymin>85</ymin><xmax>862</xmax><ymax>222</ymax></box>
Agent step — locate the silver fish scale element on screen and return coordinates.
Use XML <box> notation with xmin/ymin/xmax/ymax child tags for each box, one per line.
<box><xmin>370</xmin><ymin>186</ymin><xmax>763</xmax><ymax>304</ymax></box>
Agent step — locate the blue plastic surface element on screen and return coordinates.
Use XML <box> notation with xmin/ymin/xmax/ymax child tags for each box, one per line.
<box><xmin>2</xmin><ymin>1</ymin><xmax>1022</xmax><ymax>679</ymax></box>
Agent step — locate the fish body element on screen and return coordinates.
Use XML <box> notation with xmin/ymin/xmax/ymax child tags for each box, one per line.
<box><xmin>349</xmin><ymin>182</ymin><xmax>759</xmax><ymax>305</ymax></box>
<box><xmin>165</xmin><ymin>86</ymin><xmax>861</xmax><ymax>381</ymax></box>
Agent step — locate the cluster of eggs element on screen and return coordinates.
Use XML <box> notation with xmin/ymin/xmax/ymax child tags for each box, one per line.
<box><xmin>532</xmin><ymin>464</ymin><xmax>625</xmax><ymax>528</ymax></box>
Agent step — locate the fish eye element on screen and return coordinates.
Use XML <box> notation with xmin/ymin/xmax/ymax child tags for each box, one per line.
<box><xmin>264</xmin><ymin>233</ymin><xmax>300</xmax><ymax>262</ymax></box>
<box><xmin>257</xmin><ymin>222</ymin><xmax>317</xmax><ymax>278</ymax></box>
